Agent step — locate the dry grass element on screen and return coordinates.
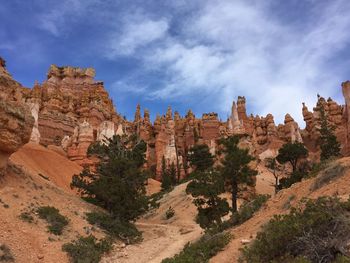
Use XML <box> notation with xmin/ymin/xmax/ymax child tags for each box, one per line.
<box><xmin>310</xmin><ymin>163</ymin><xmax>347</xmax><ymax>192</ymax></box>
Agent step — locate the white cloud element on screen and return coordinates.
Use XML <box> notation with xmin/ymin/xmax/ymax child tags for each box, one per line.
<box><xmin>107</xmin><ymin>16</ymin><xmax>169</xmax><ymax>57</ymax></box>
<box><xmin>37</xmin><ymin>0</ymin><xmax>96</xmax><ymax>36</ymax></box>
<box><xmin>128</xmin><ymin>0</ymin><xmax>350</xmax><ymax>125</ymax></box>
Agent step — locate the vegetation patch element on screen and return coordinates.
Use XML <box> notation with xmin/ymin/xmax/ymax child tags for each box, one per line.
<box><xmin>148</xmin><ymin>190</ymin><xmax>167</xmax><ymax>210</ymax></box>
<box><xmin>241</xmin><ymin>197</ymin><xmax>350</xmax><ymax>263</ymax></box>
<box><xmin>162</xmin><ymin>232</ymin><xmax>232</xmax><ymax>263</ymax></box>
<box><xmin>310</xmin><ymin>163</ymin><xmax>346</xmax><ymax>191</ymax></box>
<box><xmin>208</xmin><ymin>194</ymin><xmax>270</xmax><ymax>235</ymax></box>
<box><xmin>86</xmin><ymin>211</ymin><xmax>142</xmax><ymax>244</ymax></box>
<box><xmin>0</xmin><ymin>244</ymin><xmax>14</xmax><ymax>262</ymax></box>
<box><xmin>37</xmin><ymin>206</ymin><xmax>68</xmax><ymax>235</ymax></box>
<box><xmin>62</xmin><ymin>235</ymin><xmax>112</xmax><ymax>263</ymax></box>
<box><xmin>232</xmin><ymin>194</ymin><xmax>270</xmax><ymax>225</ymax></box>
<box><xmin>165</xmin><ymin>206</ymin><xmax>175</xmax><ymax>219</ymax></box>
<box><xmin>307</xmin><ymin>160</ymin><xmax>332</xmax><ymax>178</ymax></box>
<box><xmin>19</xmin><ymin>211</ymin><xmax>34</xmax><ymax>223</ymax></box>
<box><xmin>71</xmin><ymin>135</ymin><xmax>149</xmax><ymax>245</ymax></box>
<box><xmin>282</xmin><ymin>194</ymin><xmax>296</xmax><ymax>210</ymax></box>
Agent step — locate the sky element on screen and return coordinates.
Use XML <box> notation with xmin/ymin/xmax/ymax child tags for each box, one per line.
<box><xmin>1</xmin><ymin>0</ymin><xmax>350</xmax><ymax>125</ymax></box>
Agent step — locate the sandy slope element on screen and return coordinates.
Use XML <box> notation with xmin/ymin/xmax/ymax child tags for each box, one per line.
<box><xmin>102</xmin><ymin>182</ymin><xmax>202</xmax><ymax>263</ymax></box>
<box><xmin>146</xmin><ymin>178</ymin><xmax>162</xmax><ymax>196</ymax></box>
<box><xmin>211</xmin><ymin>158</ymin><xmax>350</xmax><ymax>263</ymax></box>
<box><xmin>0</xmin><ymin>161</ymin><xmax>105</xmax><ymax>263</ymax></box>
<box><xmin>5</xmin><ymin>142</ymin><xmax>344</xmax><ymax>263</ymax></box>
<box><xmin>1</xmin><ymin>144</ymin><xmax>201</xmax><ymax>263</ymax></box>
<box><xmin>10</xmin><ymin>143</ymin><xmax>82</xmax><ymax>193</ymax></box>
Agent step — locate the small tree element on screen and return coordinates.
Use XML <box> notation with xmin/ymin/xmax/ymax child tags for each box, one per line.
<box><xmin>276</xmin><ymin>142</ymin><xmax>308</xmax><ymax>173</ymax></box>
<box><xmin>219</xmin><ymin>136</ymin><xmax>257</xmax><ymax>213</ymax></box>
<box><xmin>187</xmin><ymin>144</ymin><xmax>214</xmax><ymax>172</ymax></box>
<box><xmin>169</xmin><ymin>162</ymin><xmax>177</xmax><ymax>186</ymax></box>
<box><xmin>71</xmin><ymin>135</ymin><xmax>148</xmax><ymax>222</ymax></box>
<box><xmin>318</xmin><ymin>104</ymin><xmax>341</xmax><ymax>161</ymax></box>
<box><xmin>161</xmin><ymin>156</ymin><xmax>172</xmax><ymax>191</ymax></box>
<box><xmin>186</xmin><ymin>143</ymin><xmax>229</xmax><ymax>229</ymax></box>
<box><xmin>265</xmin><ymin>158</ymin><xmax>284</xmax><ymax>194</ymax></box>
<box><xmin>186</xmin><ymin>169</ymin><xmax>229</xmax><ymax>229</ymax></box>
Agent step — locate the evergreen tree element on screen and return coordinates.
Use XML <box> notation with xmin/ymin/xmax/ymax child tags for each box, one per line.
<box><xmin>265</xmin><ymin>157</ymin><xmax>283</xmax><ymax>194</ymax></box>
<box><xmin>219</xmin><ymin>136</ymin><xmax>257</xmax><ymax>213</ymax></box>
<box><xmin>276</xmin><ymin>142</ymin><xmax>308</xmax><ymax>173</ymax></box>
<box><xmin>169</xmin><ymin>162</ymin><xmax>177</xmax><ymax>185</ymax></box>
<box><xmin>186</xmin><ymin>169</ymin><xmax>229</xmax><ymax>229</ymax></box>
<box><xmin>71</xmin><ymin>135</ymin><xmax>148</xmax><ymax>222</ymax></box>
<box><xmin>187</xmin><ymin>144</ymin><xmax>214</xmax><ymax>172</ymax></box>
<box><xmin>161</xmin><ymin>156</ymin><xmax>172</xmax><ymax>191</ymax></box>
<box><xmin>319</xmin><ymin>104</ymin><xmax>341</xmax><ymax>161</ymax></box>
<box><xmin>186</xmin><ymin>143</ymin><xmax>228</xmax><ymax>229</ymax></box>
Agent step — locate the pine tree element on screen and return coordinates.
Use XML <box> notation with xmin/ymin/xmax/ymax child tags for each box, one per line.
<box><xmin>276</xmin><ymin>142</ymin><xmax>308</xmax><ymax>173</ymax></box>
<box><xmin>219</xmin><ymin>136</ymin><xmax>257</xmax><ymax>213</ymax></box>
<box><xmin>318</xmin><ymin>104</ymin><xmax>341</xmax><ymax>161</ymax></box>
<box><xmin>187</xmin><ymin>144</ymin><xmax>214</xmax><ymax>172</ymax></box>
<box><xmin>265</xmin><ymin>157</ymin><xmax>284</xmax><ymax>194</ymax></box>
<box><xmin>186</xmin><ymin>143</ymin><xmax>229</xmax><ymax>229</ymax></box>
<box><xmin>161</xmin><ymin>156</ymin><xmax>172</xmax><ymax>191</ymax></box>
<box><xmin>71</xmin><ymin>135</ymin><xmax>148</xmax><ymax>222</ymax></box>
<box><xmin>186</xmin><ymin>169</ymin><xmax>229</xmax><ymax>229</ymax></box>
<box><xmin>169</xmin><ymin>162</ymin><xmax>177</xmax><ymax>186</ymax></box>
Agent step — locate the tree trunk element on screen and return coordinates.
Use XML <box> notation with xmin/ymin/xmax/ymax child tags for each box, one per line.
<box><xmin>231</xmin><ymin>178</ymin><xmax>238</xmax><ymax>213</ymax></box>
<box><xmin>274</xmin><ymin>175</ymin><xmax>279</xmax><ymax>194</ymax></box>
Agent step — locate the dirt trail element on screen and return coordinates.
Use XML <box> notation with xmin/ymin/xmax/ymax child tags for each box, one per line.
<box><xmin>103</xmin><ymin>164</ymin><xmax>276</xmax><ymax>263</ymax></box>
<box><xmin>102</xmin><ymin>183</ymin><xmax>203</xmax><ymax>263</ymax></box>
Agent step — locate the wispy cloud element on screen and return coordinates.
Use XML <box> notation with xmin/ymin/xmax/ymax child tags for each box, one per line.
<box><xmin>36</xmin><ymin>0</ymin><xmax>96</xmax><ymax>36</ymax></box>
<box><xmin>106</xmin><ymin>14</ymin><xmax>169</xmax><ymax>57</ymax></box>
<box><xmin>109</xmin><ymin>0</ymin><xmax>350</xmax><ymax>124</ymax></box>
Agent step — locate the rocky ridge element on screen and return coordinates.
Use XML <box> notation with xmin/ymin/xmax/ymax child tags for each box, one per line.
<box><xmin>1</xmin><ymin>57</ymin><xmax>350</xmax><ymax>180</ymax></box>
<box><xmin>0</xmin><ymin>58</ymin><xmax>34</xmax><ymax>174</ymax></box>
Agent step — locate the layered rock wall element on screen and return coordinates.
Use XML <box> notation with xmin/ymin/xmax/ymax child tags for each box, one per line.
<box><xmin>0</xmin><ymin>58</ymin><xmax>34</xmax><ymax>173</ymax></box>
<box><xmin>2</xmin><ymin>56</ymin><xmax>350</xmax><ymax>180</ymax></box>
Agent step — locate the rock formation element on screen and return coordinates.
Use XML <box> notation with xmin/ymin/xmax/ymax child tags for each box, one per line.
<box><xmin>0</xmin><ymin>58</ymin><xmax>34</xmax><ymax>174</ymax></box>
<box><xmin>302</xmin><ymin>93</ymin><xmax>346</xmax><ymax>156</ymax></box>
<box><xmin>2</xmin><ymin>56</ymin><xmax>350</xmax><ymax>180</ymax></box>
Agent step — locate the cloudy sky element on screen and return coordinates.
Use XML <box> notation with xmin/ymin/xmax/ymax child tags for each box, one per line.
<box><xmin>1</xmin><ymin>0</ymin><xmax>350</xmax><ymax>125</ymax></box>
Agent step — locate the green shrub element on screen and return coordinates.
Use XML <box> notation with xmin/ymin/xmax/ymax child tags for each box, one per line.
<box><xmin>232</xmin><ymin>194</ymin><xmax>270</xmax><ymax>225</ymax></box>
<box><xmin>0</xmin><ymin>244</ymin><xmax>14</xmax><ymax>262</ymax></box>
<box><xmin>310</xmin><ymin>163</ymin><xmax>346</xmax><ymax>191</ymax></box>
<box><xmin>19</xmin><ymin>211</ymin><xmax>34</xmax><ymax>223</ymax></box>
<box><xmin>207</xmin><ymin>194</ymin><xmax>270</xmax><ymax>235</ymax></box>
<box><xmin>307</xmin><ymin>160</ymin><xmax>331</xmax><ymax>178</ymax></box>
<box><xmin>278</xmin><ymin>171</ymin><xmax>305</xmax><ymax>189</ymax></box>
<box><xmin>165</xmin><ymin>207</ymin><xmax>175</xmax><ymax>219</ymax></box>
<box><xmin>162</xmin><ymin>232</ymin><xmax>232</xmax><ymax>263</ymax></box>
<box><xmin>62</xmin><ymin>235</ymin><xmax>112</xmax><ymax>263</ymax></box>
<box><xmin>334</xmin><ymin>255</ymin><xmax>350</xmax><ymax>263</ymax></box>
<box><xmin>241</xmin><ymin>197</ymin><xmax>350</xmax><ymax>263</ymax></box>
<box><xmin>37</xmin><ymin>206</ymin><xmax>68</xmax><ymax>235</ymax></box>
<box><xmin>282</xmin><ymin>194</ymin><xmax>296</xmax><ymax>210</ymax></box>
<box><xmin>86</xmin><ymin>212</ymin><xmax>141</xmax><ymax>244</ymax></box>
<box><xmin>148</xmin><ymin>190</ymin><xmax>167</xmax><ymax>210</ymax></box>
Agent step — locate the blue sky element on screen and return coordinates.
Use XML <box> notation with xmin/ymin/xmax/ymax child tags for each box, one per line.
<box><xmin>1</xmin><ymin>0</ymin><xmax>350</xmax><ymax>125</ymax></box>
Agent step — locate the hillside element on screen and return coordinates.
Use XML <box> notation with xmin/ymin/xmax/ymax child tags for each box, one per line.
<box><xmin>0</xmin><ymin>144</ymin><xmax>201</xmax><ymax>263</ymax></box>
<box><xmin>0</xmin><ymin>158</ymin><xmax>105</xmax><ymax>262</ymax></box>
<box><xmin>103</xmin><ymin>182</ymin><xmax>202</xmax><ymax>263</ymax></box>
<box><xmin>211</xmin><ymin>157</ymin><xmax>350</xmax><ymax>262</ymax></box>
<box><xmin>10</xmin><ymin>143</ymin><xmax>82</xmax><ymax>193</ymax></box>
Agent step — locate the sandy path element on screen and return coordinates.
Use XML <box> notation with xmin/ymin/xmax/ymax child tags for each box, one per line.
<box><xmin>102</xmin><ymin>183</ymin><xmax>202</xmax><ymax>263</ymax></box>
